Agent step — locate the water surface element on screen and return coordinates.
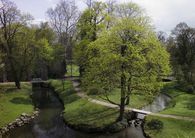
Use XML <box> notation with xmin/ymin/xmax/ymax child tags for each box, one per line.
<box><xmin>3</xmin><ymin>88</ymin><xmax>145</xmax><ymax>138</ymax></box>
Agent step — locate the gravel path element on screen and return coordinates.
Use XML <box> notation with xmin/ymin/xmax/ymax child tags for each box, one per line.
<box><xmin>69</xmin><ymin>77</ymin><xmax>195</xmax><ymax>122</ymax></box>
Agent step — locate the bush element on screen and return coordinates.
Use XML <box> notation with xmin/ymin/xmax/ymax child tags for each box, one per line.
<box><xmin>167</xmin><ymin>100</ymin><xmax>176</xmax><ymax>108</ymax></box>
<box><xmin>177</xmin><ymin>82</ymin><xmax>195</xmax><ymax>94</ymax></box>
<box><xmin>146</xmin><ymin>119</ymin><xmax>163</xmax><ymax>131</ymax></box>
<box><xmin>186</xmin><ymin>85</ymin><xmax>194</xmax><ymax>94</ymax></box>
<box><xmin>87</xmin><ymin>88</ymin><xmax>100</xmax><ymax>95</ymax></box>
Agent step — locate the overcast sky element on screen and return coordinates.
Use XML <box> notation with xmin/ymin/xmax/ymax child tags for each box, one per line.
<box><xmin>12</xmin><ymin>0</ymin><xmax>195</xmax><ymax>33</ymax></box>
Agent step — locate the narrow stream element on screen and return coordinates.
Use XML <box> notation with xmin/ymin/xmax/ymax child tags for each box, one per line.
<box><xmin>142</xmin><ymin>93</ymin><xmax>171</xmax><ymax>113</ymax></box>
<box><xmin>3</xmin><ymin>87</ymin><xmax>171</xmax><ymax>138</ymax></box>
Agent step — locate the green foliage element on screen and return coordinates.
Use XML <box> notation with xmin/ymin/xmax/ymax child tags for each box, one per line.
<box><xmin>167</xmin><ymin>22</ymin><xmax>195</xmax><ymax>87</ymax></box>
<box><xmin>66</xmin><ymin>65</ymin><xmax>80</xmax><ymax>77</ymax></box>
<box><xmin>87</xmin><ymin>87</ymin><xmax>101</xmax><ymax>95</ymax></box>
<box><xmin>83</xmin><ymin>17</ymin><xmax>170</xmax><ymax>97</ymax></box>
<box><xmin>146</xmin><ymin>119</ymin><xmax>164</xmax><ymax>131</ymax></box>
<box><xmin>161</xmin><ymin>82</ymin><xmax>195</xmax><ymax>118</ymax></box>
<box><xmin>74</xmin><ymin>1</ymin><xmax>108</xmax><ymax>76</ymax></box>
<box><xmin>35</xmin><ymin>38</ymin><xmax>54</xmax><ymax>61</ymax></box>
<box><xmin>89</xmin><ymin>88</ymin><xmax>153</xmax><ymax>109</ymax></box>
<box><xmin>35</xmin><ymin>22</ymin><xmax>55</xmax><ymax>44</ymax></box>
<box><xmin>49</xmin><ymin>80</ymin><xmax>119</xmax><ymax>130</ymax></box>
<box><xmin>78</xmin><ymin>2</ymin><xmax>170</xmax><ymax>120</ymax></box>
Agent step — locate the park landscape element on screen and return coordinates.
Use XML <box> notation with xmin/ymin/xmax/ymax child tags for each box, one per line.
<box><xmin>0</xmin><ymin>0</ymin><xmax>195</xmax><ymax>138</ymax></box>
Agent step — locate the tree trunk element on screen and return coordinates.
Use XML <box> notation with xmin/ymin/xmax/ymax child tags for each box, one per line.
<box><xmin>71</xmin><ymin>60</ymin><xmax>73</xmax><ymax>76</ymax></box>
<box><xmin>79</xmin><ymin>65</ymin><xmax>85</xmax><ymax>77</ymax></box>
<box><xmin>8</xmin><ymin>56</ymin><xmax>21</xmax><ymax>89</ymax></box>
<box><xmin>3</xmin><ymin>67</ymin><xmax>7</xmax><ymax>82</ymax></box>
<box><xmin>117</xmin><ymin>44</ymin><xmax>127</xmax><ymax>121</ymax></box>
<box><xmin>15</xmin><ymin>79</ymin><xmax>21</xmax><ymax>89</ymax></box>
<box><xmin>117</xmin><ymin>97</ymin><xmax>126</xmax><ymax>121</ymax></box>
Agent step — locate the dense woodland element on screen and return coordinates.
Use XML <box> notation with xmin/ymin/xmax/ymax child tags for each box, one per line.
<box><xmin>1</xmin><ymin>0</ymin><xmax>195</xmax><ymax>121</ymax></box>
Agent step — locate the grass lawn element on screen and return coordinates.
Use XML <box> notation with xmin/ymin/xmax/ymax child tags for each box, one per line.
<box><xmin>160</xmin><ymin>82</ymin><xmax>195</xmax><ymax>118</ymax></box>
<box><xmin>0</xmin><ymin>83</ymin><xmax>34</xmax><ymax>128</ymax></box>
<box><xmin>65</xmin><ymin>65</ymin><xmax>151</xmax><ymax>109</ymax></box>
<box><xmin>144</xmin><ymin>115</ymin><xmax>195</xmax><ymax>138</ymax></box>
<box><xmin>49</xmin><ymin>80</ymin><xmax>119</xmax><ymax>130</ymax></box>
<box><xmin>88</xmin><ymin>88</ymin><xmax>152</xmax><ymax>109</ymax></box>
<box><xmin>66</xmin><ymin>65</ymin><xmax>80</xmax><ymax>77</ymax></box>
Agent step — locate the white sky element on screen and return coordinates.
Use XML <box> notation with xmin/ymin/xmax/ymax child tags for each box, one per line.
<box><xmin>12</xmin><ymin>0</ymin><xmax>195</xmax><ymax>33</ymax></box>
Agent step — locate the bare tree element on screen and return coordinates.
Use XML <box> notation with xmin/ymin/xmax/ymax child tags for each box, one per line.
<box><xmin>47</xmin><ymin>0</ymin><xmax>80</xmax><ymax>73</ymax></box>
<box><xmin>0</xmin><ymin>0</ymin><xmax>32</xmax><ymax>88</ymax></box>
<box><xmin>105</xmin><ymin>0</ymin><xmax>116</xmax><ymax>29</ymax></box>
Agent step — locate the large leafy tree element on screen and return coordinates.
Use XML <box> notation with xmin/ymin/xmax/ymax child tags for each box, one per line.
<box><xmin>32</xmin><ymin>38</ymin><xmax>54</xmax><ymax>79</ymax></box>
<box><xmin>168</xmin><ymin>23</ymin><xmax>195</xmax><ymax>87</ymax></box>
<box><xmin>75</xmin><ymin>1</ymin><xmax>109</xmax><ymax>76</ymax></box>
<box><xmin>83</xmin><ymin>2</ymin><xmax>170</xmax><ymax>121</ymax></box>
<box><xmin>0</xmin><ymin>0</ymin><xmax>33</xmax><ymax>88</ymax></box>
<box><xmin>12</xmin><ymin>26</ymin><xmax>37</xmax><ymax>81</ymax></box>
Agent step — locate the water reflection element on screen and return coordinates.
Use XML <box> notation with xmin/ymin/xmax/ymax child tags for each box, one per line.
<box><xmin>3</xmin><ymin>88</ymin><xmax>145</xmax><ymax>138</ymax></box>
<box><xmin>142</xmin><ymin>93</ymin><xmax>171</xmax><ymax>113</ymax></box>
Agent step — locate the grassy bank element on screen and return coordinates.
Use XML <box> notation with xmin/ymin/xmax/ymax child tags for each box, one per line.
<box><xmin>144</xmin><ymin>116</ymin><xmax>195</xmax><ymax>138</ymax></box>
<box><xmin>49</xmin><ymin>80</ymin><xmax>120</xmax><ymax>132</ymax></box>
<box><xmin>0</xmin><ymin>83</ymin><xmax>34</xmax><ymax>128</ymax></box>
<box><xmin>88</xmin><ymin>88</ymin><xmax>153</xmax><ymax>109</ymax></box>
<box><xmin>144</xmin><ymin>82</ymin><xmax>195</xmax><ymax>138</ymax></box>
<box><xmin>65</xmin><ymin>65</ymin><xmax>152</xmax><ymax>109</ymax></box>
<box><xmin>66</xmin><ymin>65</ymin><xmax>80</xmax><ymax>77</ymax></box>
<box><xmin>161</xmin><ymin>82</ymin><xmax>195</xmax><ymax>118</ymax></box>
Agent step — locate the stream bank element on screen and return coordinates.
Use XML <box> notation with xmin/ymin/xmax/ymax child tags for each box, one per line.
<box><xmin>2</xmin><ymin>80</ymin><xmax>171</xmax><ymax>138</ymax></box>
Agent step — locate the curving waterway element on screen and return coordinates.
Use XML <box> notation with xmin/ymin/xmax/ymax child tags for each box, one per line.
<box><xmin>3</xmin><ymin>87</ymin><xmax>171</xmax><ymax>138</ymax></box>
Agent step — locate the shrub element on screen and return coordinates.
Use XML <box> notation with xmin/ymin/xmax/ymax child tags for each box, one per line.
<box><xmin>146</xmin><ymin>119</ymin><xmax>163</xmax><ymax>131</ymax></box>
<box><xmin>186</xmin><ymin>85</ymin><xmax>194</xmax><ymax>94</ymax></box>
<box><xmin>167</xmin><ymin>100</ymin><xmax>176</xmax><ymax>108</ymax></box>
<box><xmin>87</xmin><ymin>88</ymin><xmax>100</xmax><ymax>95</ymax></box>
<box><xmin>177</xmin><ymin>82</ymin><xmax>195</xmax><ymax>94</ymax></box>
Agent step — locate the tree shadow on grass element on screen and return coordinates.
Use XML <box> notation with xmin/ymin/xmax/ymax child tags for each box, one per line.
<box><xmin>63</xmin><ymin>95</ymin><xmax>81</xmax><ymax>105</ymax></box>
<box><xmin>10</xmin><ymin>97</ymin><xmax>32</xmax><ymax>105</ymax></box>
<box><xmin>68</xmin><ymin>107</ymin><xmax>118</xmax><ymax>122</ymax></box>
<box><xmin>86</xmin><ymin>110</ymin><xmax>119</xmax><ymax>122</ymax></box>
<box><xmin>186</xmin><ymin>96</ymin><xmax>195</xmax><ymax>110</ymax></box>
<box><xmin>3</xmin><ymin>88</ymin><xmax>18</xmax><ymax>93</ymax></box>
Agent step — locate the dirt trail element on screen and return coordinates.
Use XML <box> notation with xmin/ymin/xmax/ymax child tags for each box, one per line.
<box><xmin>70</xmin><ymin>77</ymin><xmax>195</xmax><ymax>122</ymax></box>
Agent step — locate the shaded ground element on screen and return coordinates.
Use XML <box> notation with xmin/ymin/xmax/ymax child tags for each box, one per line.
<box><xmin>49</xmin><ymin>80</ymin><xmax>119</xmax><ymax>130</ymax></box>
<box><xmin>0</xmin><ymin>83</ymin><xmax>34</xmax><ymax>127</ymax></box>
<box><xmin>70</xmin><ymin>79</ymin><xmax>195</xmax><ymax>122</ymax></box>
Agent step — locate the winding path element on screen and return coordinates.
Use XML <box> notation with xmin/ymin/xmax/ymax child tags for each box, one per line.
<box><xmin>68</xmin><ymin>77</ymin><xmax>195</xmax><ymax>122</ymax></box>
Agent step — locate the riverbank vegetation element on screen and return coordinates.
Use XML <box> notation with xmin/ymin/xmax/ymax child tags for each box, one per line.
<box><xmin>161</xmin><ymin>82</ymin><xmax>195</xmax><ymax>118</ymax></box>
<box><xmin>144</xmin><ymin>82</ymin><xmax>195</xmax><ymax>138</ymax></box>
<box><xmin>0</xmin><ymin>83</ymin><xmax>33</xmax><ymax>127</ymax></box>
<box><xmin>144</xmin><ymin>116</ymin><xmax>195</xmax><ymax>138</ymax></box>
<box><xmin>49</xmin><ymin>80</ymin><xmax>123</xmax><ymax>132</ymax></box>
<box><xmin>1</xmin><ymin>0</ymin><xmax>195</xmax><ymax>136</ymax></box>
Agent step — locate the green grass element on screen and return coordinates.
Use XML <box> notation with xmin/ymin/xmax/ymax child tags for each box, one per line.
<box><xmin>160</xmin><ymin>82</ymin><xmax>195</xmax><ymax>118</ymax></box>
<box><xmin>0</xmin><ymin>83</ymin><xmax>34</xmax><ymax>127</ymax></box>
<box><xmin>144</xmin><ymin>82</ymin><xmax>195</xmax><ymax>138</ymax></box>
<box><xmin>144</xmin><ymin>116</ymin><xmax>195</xmax><ymax>138</ymax></box>
<box><xmin>49</xmin><ymin>80</ymin><xmax>119</xmax><ymax>129</ymax></box>
<box><xmin>88</xmin><ymin>88</ymin><xmax>152</xmax><ymax>109</ymax></box>
<box><xmin>66</xmin><ymin>65</ymin><xmax>80</xmax><ymax>77</ymax></box>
